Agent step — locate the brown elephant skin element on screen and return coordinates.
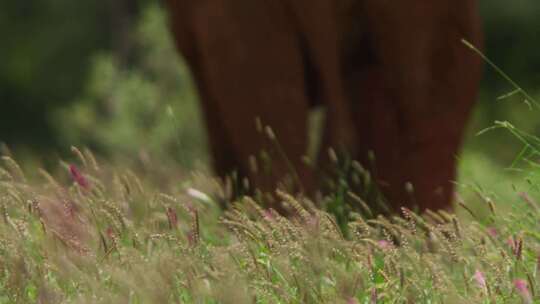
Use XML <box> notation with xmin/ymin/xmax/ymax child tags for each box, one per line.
<box><xmin>165</xmin><ymin>0</ymin><xmax>483</xmax><ymax>213</ymax></box>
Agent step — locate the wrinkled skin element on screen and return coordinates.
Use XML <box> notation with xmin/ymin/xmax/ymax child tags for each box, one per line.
<box><xmin>165</xmin><ymin>0</ymin><xmax>483</xmax><ymax>213</ymax></box>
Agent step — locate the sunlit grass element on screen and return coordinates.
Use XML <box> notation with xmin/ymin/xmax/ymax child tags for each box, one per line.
<box><xmin>0</xmin><ymin>146</ymin><xmax>539</xmax><ymax>303</ymax></box>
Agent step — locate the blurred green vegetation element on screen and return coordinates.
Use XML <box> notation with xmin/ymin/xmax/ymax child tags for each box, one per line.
<box><xmin>52</xmin><ymin>6</ymin><xmax>207</xmax><ymax>169</ymax></box>
<box><xmin>0</xmin><ymin>1</ymin><xmax>132</xmax><ymax>149</ymax></box>
<box><xmin>466</xmin><ymin>0</ymin><xmax>540</xmax><ymax>162</ymax></box>
<box><xmin>1</xmin><ymin>1</ymin><xmax>540</xmax><ymax>188</ymax></box>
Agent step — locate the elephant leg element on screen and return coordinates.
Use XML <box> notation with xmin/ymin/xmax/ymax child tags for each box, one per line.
<box><xmin>354</xmin><ymin>1</ymin><xmax>483</xmax><ymax>212</ymax></box>
<box><xmin>184</xmin><ymin>0</ymin><xmax>315</xmax><ymax>197</ymax></box>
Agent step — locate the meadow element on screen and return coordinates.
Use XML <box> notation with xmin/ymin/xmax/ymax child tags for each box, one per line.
<box><xmin>3</xmin><ymin>3</ymin><xmax>540</xmax><ymax>303</ymax></box>
<box><xmin>2</xmin><ymin>138</ymin><xmax>540</xmax><ymax>303</ymax></box>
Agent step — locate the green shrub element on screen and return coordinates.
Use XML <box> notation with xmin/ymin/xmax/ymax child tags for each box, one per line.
<box><xmin>52</xmin><ymin>5</ymin><xmax>207</xmax><ymax>168</ymax></box>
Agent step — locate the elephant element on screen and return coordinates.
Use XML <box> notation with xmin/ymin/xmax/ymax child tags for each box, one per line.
<box><xmin>164</xmin><ymin>0</ymin><xmax>483</xmax><ymax>213</ymax></box>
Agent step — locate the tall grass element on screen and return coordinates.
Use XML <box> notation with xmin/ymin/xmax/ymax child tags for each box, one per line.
<box><xmin>1</xmin><ymin>147</ymin><xmax>540</xmax><ymax>303</ymax></box>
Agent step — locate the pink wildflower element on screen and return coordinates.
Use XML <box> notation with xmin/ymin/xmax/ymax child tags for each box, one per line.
<box><xmin>263</xmin><ymin>209</ymin><xmax>274</xmax><ymax>221</ymax></box>
<box><xmin>347</xmin><ymin>297</ymin><xmax>359</xmax><ymax>304</ymax></box>
<box><xmin>69</xmin><ymin>164</ymin><xmax>89</xmax><ymax>190</ymax></box>
<box><xmin>507</xmin><ymin>236</ymin><xmax>523</xmax><ymax>259</ymax></box>
<box><xmin>486</xmin><ymin>227</ymin><xmax>498</xmax><ymax>238</ymax></box>
<box><xmin>473</xmin><ymin>270</ymin><xmax>486</xmax><ymax>290</ymax></box>
<box><xmin>377</xmin><ymin>240</ymin><xmax>392</xmax><ymax>250</ymax></box>
<box><xmin>507</xmin><ymin>237</ymin><xmax>516</xmax><ymax>252</ymax></box>
<box><xmin>514</xmin><ymin>279</ymin><xmax>532</xmax><ymax>304</ymax></box>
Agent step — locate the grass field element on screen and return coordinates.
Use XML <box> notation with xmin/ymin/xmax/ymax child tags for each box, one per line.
<box><xmin>1</xmin><ymin>144</ymin><xmax>539</xmax><ymax>303</ymax></box>
<box><xmin>2</xmin><ymin>4</ymin><xmax>540</xmax><ymax>303</ymax></box>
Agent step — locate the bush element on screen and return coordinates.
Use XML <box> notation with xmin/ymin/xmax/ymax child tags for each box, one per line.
<box><xmin>52</xmin><ymin>5</ymin><xmax>207</xmax><ymax>168</ymax></box>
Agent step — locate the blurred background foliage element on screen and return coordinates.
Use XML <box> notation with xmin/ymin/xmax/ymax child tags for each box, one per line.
<box><xmin>0</xmin><ymin>0</ymin><xmax>539</xmax><ymax>188</ymax></box>
<box><xmin>52</xmin><ymin>6</ymin><xmax>207</xmax><ymax>169</ymax></box>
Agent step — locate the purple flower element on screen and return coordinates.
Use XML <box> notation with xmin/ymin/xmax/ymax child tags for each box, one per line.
<box><xmin>514</xmin><ymin>279</ymin><xmax>532</xmax><ymax>304</ymax></box>
<box><xmin>347</xmin><ymin>297</ymin><xmax>359</xmax><ymax>304</ymax></box>
<box><xmin>377</xmin><ymin>240</ymin><xmax>392</xmax><ymax>250</ymax></box>
<box><xmin>263</xmin><ymin>209</ymin><xmax>274</xmax><ymax>221</ymax></box>
<box><xmin>473</xmin><ymin>270</ymin><xmax>486</xmax><ymax>290</ymax></box>
<box><xmin>507</xmin><ymin>237</ymin><xmax>516</xmax><ymax>251</ymax></box>
<box><xmin>486</xmin><ymin>227</ymin><xmax>498</xmax><ymax>238</ymax></box>
<box><xmin>69</xmin><ymin>164</ymin><xmax>89</xmax><ymax>190</ymax></box>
